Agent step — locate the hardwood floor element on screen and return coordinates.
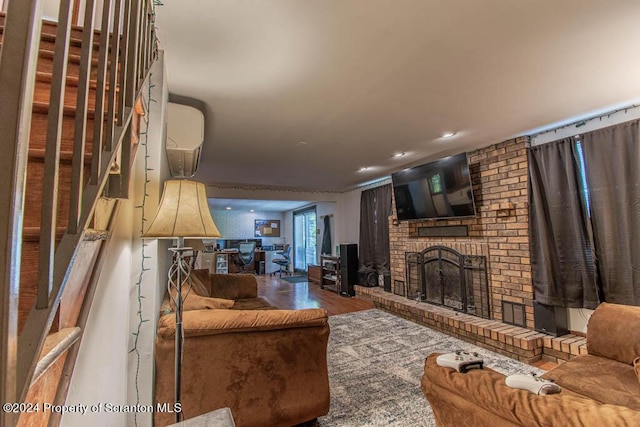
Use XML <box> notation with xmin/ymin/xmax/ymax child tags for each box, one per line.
<box><xmin>255</xmin><ymin>274</ymin><xmax>374</xmax><ymax>316</ymax></box>
<box><xmin>255</xmin><ymin>273</ymin><xmax>557</xmax><ymax>369</ymax></box>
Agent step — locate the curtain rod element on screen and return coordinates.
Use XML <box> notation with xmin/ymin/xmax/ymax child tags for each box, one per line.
<box><xmin>529</xmin><ymin>104</ymin><xmax>639</xmax><ymax>139</ymax></box>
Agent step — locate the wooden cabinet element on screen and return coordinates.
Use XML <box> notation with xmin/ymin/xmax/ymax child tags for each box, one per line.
<box><xmin>307</xmin><ymin>264</ymin><xmax>322</xmax><ymax>283</ymax></box>
<box><xmin>215</xmin><ymin>253</ymin><xmax>229</xmax><ymax>274</ymax></box>
<box><xmin>321</xmin><ymin>255</ymin><xmax>340</xmax><ymax>293</ymax></box>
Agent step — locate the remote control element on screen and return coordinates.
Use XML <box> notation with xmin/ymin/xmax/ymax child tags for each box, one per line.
<box><xmin>505</xmin><ymin>374</ymin><xmax>561</xmax><ymax>395</ymax></box>
<box><xmin>436</xmin><ymin>350</ymin><xmax>484</xmax><ymax>373</ymax></box>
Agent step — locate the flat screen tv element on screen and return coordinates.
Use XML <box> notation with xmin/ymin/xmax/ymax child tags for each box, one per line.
<box><xmin>391</xmin><ymin>152</ymin><xmax>476</xmax><ymax>220</ymax></box>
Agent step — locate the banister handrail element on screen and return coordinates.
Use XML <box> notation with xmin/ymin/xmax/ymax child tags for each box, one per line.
<box><xmin>0</xmin><ymin>2</ymin><xmax>46</xmax><ymax>423</ymax></box>
<box><xmin>0</xmin><ymin>0</ymin><xmax>158</xmax><ymax>423</ymax></box>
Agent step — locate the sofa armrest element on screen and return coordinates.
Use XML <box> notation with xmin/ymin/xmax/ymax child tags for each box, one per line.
<box><xmin>157</xmin><ymin>308</ymin><xmax>328</xmax><ymax>339</ymax></box>
<box><xmin>208</xmin><ymin>273</ymin><xmax>258</xmax><ymax>299</ymax></box>
<box><xmin>155</xmin><ymin>308</ymin><xmax>330</xmax><ymax>427</ymax></box>
<box><xmin>587</xmin><ymin>302</ymin><xmax>640</xmax><ymax>365</ymax></box>
<box><xmin>422</xmin><ymin>353</ymin><xmax>640</xmax><ymax>426</ymax></box>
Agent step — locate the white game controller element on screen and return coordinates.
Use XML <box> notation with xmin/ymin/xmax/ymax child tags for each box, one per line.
<box><xmin>505</xmin><ymin>374</ymin><xmax>561</xmax><ymax>395</ymax></box>
<box><xmin>436</xmin><ymin>350</ymin><xmax>484</xmax><ymax>373</ymax></box>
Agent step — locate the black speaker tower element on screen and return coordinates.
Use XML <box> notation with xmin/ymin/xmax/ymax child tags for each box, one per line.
<box><xmin>339</xmin><ymin>244</ymin><xmax>358</xmax><ymax>297</ymax></box>
<box><xmin>533</xmin><ymin>302</ymin><xmax>569</xmax><ymax>337</ymax></box>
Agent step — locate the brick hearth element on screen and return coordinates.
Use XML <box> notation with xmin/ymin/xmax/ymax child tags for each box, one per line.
<box><xmin>356</xmin><ymin>286</ymin><xmax>586</xmax><ymax>364</ymax></box>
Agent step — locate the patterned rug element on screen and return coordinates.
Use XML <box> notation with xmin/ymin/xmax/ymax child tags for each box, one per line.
<box><xmin>281</xmin><ymin>275</ymin><xmax>309</xmax><ymax>283</ymax></box>
<box><xmin>317</xmin><ymin>309</ymin><xmax>543</xmax><ymax>427</ymax></box>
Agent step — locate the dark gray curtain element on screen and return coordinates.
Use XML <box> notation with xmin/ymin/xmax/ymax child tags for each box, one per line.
<box><xmin>321</xmin><ymin>215</ymin><xmax>332</xmax><ymax>255</ymax></box>
<box><xmin>528</xmin><ymin>138</ymin><xmax>599</xmax><ymax>308</ymax></box>
<box><xmin>359</xmin><ymin>184</ymin><xmax>392</xmax><ymax>272</ymax></box>
<box><xmin>580</xmin><ymin>120</ymin><xmax>640</xmax><ymax>305</ymax></box>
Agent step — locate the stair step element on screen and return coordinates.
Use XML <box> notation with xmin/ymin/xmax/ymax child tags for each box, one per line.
<box><xmin>33</xmin><ymin>100</ymin><xmax>101</xmax><ymax>120</ymax></box>
<box><xmin>23</xmin><ymin>161</ymin><xmax>81</xmax><ymax>229</ymax></box>
<box><xmin>35</xmin><ymin>74</ymin><xmax>98</xmax><ymax>111</ymax></box>
<box><xmin>34</xmin><ymin>71</ymin><xmax>118</xmax><ymax>112</ymax></box>
<box><xmin>29</xmin><ymin>111</ymin><xmax>95</xmax><ymax>154</ymax></box>
<box><xmin>23</xmin><ymin>156</ymin><xmax>94</xmax><ymax>230</ymax></box>
<box><xmin>0</xmin><ymin>11</ymin><xmax>102</xmax><ymax>54</ymax></box>
<box><xmin>22</xmin><ymin>227</ymin><xmax>67</xmax><ymax>242</ymax></box>
<box><xmin>28</xmin><ymin>148</ymin><xmax>93</xmax><ymax>165</ymax></box>
<box><xmin>36</xmin><ymin>49</ymin><xmax>102</xmax><ymax>80</ymax></box>
<box><xmin>0</xmin><ymin>41</ymin><xmax>105</xmax><ymax>79</ymax></box>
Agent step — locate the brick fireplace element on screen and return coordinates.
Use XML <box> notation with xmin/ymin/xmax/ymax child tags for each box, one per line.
<box><xmin>388</xmin><ymin>137</ymin><xmax>534</xmax><ymax>328</ymax></box>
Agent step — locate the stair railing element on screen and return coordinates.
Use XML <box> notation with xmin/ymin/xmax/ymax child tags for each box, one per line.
<box><xmin>0</xmin><ymin>0</ymin><xmax>157</xmax><ymax>423</ymax></box>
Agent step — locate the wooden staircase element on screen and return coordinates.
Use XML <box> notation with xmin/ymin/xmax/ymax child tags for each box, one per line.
<box><xmin>0</xmin><ymin>1</ymin><xmax>157</xmax><ymax>425</ymax></box>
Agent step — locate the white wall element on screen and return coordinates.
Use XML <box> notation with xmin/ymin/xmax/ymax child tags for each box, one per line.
<box><xmin>210</xmin><ymin>210</ymin><xmax>286</xmax><ymax>247</ymax></box>
<box><xmin>62</xmin><ymin>53</ymin><xmax>169</xmax><ymax>427</ymax></box>
<box><xmin>206</xmin><ymin>180</ymin><xmax>391</xmax><ymax>268</ymax></box>
<box><xmin>61</xmin><ymin>198</ymin><xmax>134</xmax><ymax>426</ymax></box>
<box><xmin>125</xmin><ymin>53</ymin><xmax>171</xmax><ymax>427</ymax></box>
<box><xmin>567</xmin><ymin>308</ymin><xmax>594</xmax><ymax>334</ymax></box>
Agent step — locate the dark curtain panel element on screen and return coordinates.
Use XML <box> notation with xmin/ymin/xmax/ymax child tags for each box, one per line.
<box><xmin>528</xmin><ymin>138</ymin><xmax>599</xmax><ymax>308</ymax></box>
<box><xmin>359</xmin><ymin>184</ymin><xmax>392</xmax><ymax>272</ymax></box>
<box><xmin>580</xmin><ymin>120</ymin><xmax>640</xmax><ymax>305</ymax></box>
<box><xmin>321</xmin><ymin>215</ymin><xmax>332</xmax><ymax>255</ymax></box>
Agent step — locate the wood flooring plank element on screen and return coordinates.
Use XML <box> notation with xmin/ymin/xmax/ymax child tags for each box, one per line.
<box><xmin>255</xmin><ymin>274</ymin><xmax>374</xmax><ymax>316</ymax></box>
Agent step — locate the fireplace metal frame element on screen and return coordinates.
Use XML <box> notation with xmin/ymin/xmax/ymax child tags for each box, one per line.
<box><xmin>405</xmin><ymin>246</ymin><xmax>491</xmax><ymax>319</ymax></box>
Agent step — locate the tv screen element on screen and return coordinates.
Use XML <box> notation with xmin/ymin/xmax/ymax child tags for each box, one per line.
<box><xmin>391</xmin><ymin>153</ymin><xmax>476</xmax><ymax>220</ymax></box>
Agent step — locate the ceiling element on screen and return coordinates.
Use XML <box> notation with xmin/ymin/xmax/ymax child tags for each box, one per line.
<box><xmin>207</xmin><ymin>198</ymin><xmax>311</xmax><ymax>212</ymax></box>
<box><xmin>156</xmin><ymin>0</ymin><xmax>640</xmax><ymax>192</ymax></box>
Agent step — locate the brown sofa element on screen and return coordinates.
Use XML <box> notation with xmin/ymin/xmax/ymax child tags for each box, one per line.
<box><xmin>421</xmin><ymin>303</ymin><xmax>640</xmax><ymax>426</ymax></box>
<box><xmin>155</xmin><ymin>272</ymin><xmax>330</xmax><ymax>427</ymax></box>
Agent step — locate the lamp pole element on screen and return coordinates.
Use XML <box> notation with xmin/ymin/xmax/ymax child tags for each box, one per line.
<box><xmin>169</xmin><ymin>237</ymin><xmax>190</xmax><ymax>423</ymax></box>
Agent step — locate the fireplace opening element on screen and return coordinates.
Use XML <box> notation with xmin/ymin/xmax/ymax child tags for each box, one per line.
<box><xmin>405</xmin><ymin>246</ymin><xmax>490</xmax><ymax>319</ymax></box>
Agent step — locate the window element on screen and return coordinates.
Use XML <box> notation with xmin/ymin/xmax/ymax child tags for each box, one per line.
<box><xmin>293</xmin><ymin>207</ymin><xmax>317</xmax><ymax>272</ymax></box>
<box><xmin>574</xmin><ymin>139</ymin><xmax>592</xmax><ymax>214</ymax></box>
<box><xmin>429</xmin><ymin>174</ymin><xmax>442</xmax><ymax>193</ymax></box>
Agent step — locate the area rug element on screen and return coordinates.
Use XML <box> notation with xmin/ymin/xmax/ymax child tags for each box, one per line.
<box><xmin>281</xmin><ymin>275</ymin><xmax>309</xmax><ymax>284</ymax></box>
<box><xmin>317</xmin><ymin>309</ymin><xmax>544</xmax><ymax>427</ymax></box>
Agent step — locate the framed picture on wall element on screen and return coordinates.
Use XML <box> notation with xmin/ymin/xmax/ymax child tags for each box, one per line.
<box><xmin>255</xmin><ymin>219</ymin><xmax>281</xmax><ymax>237</ymax></box>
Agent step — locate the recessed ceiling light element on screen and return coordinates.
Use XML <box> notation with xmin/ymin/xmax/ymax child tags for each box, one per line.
<box><xmin>393</xmin><ymin>152</ymin><xmax>405</xmax><ymax>158</ymax></box>
<box><xmin>296</xmin><ymin>141</ymin><xmax>308</xmax><ymax>146</ymax></box>
<box><xmin>441</xmin><ymin>132</ymin><xmax>457</xmax><ymax>138</ymax></box>
<box><xmin>359</xmin><ymin>166</ymin><xmax>370</xmax><ymax>172</ymax></box>
<box><xmin>225</xmin><ymin>207</ymin><xmax>232</xmax><ymax>210</ymax></box>
<box><xmin>249</xmin><ymin>209</ymin><xmax>255</xmax><ymax>212</ymax></box>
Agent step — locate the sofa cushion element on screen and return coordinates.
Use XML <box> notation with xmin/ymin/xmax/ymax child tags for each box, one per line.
<box><xmin>209</xmin><ymin>273</ymin><xmax>258</xmax><ymax>299</ymax></box>
<box><xmin>587</xmin><ymin>303</ymin><xmax>640</xmax><ymax>365</ymax></box>
<box><xmin>544</xmin><ymin>354</ymin><xmax>640</xmax><ymax>410</ymax></box>
<box><xmin>232</xmin><ymin>297</ymin><xmax>278</xmax><ymax>311</ymax></box>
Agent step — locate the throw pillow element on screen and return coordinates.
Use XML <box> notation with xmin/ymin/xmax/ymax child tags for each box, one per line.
<box><xmin>190</xmin><ymin>269</ymin><xmax>211</xmax><ymax>297</ymax></box>
<box><xmin>161</xmin><ymin>285</ymin><xmax>234</xmax><ymax>315</ymax></box>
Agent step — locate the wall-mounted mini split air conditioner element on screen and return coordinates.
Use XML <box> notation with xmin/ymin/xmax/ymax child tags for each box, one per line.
<box><xmin>166</xmin><ymin>102</ymin><xmax>205</xmax><ymax>178</ymax></box>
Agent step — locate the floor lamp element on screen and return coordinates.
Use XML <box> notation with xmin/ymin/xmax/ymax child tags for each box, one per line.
<box><xmin>144</xmin><ymin>179</ymin><xmax>221</xmax><ymax>423</ymax></box>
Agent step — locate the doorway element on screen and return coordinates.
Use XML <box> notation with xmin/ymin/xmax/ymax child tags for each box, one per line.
<box><xmin>293</xmin><ymin>207</ymin><xmax>317</xmax><ymax>272</ymax></box>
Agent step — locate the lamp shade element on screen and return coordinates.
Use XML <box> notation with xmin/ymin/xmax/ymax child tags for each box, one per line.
<box><xmin>143</xmin><ymin>179</ymin><xmax>221</xmax><ymax>238</ymax></box>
